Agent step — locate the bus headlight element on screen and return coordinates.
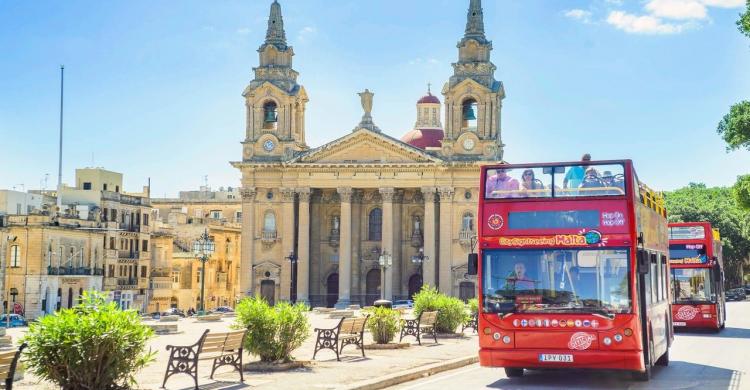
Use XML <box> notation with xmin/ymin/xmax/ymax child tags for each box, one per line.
<box><xmin>603</xmin><ymin>337</ymin><xmax>612</xmax><ymax>346</ymax></box>
<box><xmin>493</xmin><ymin>332</ymin><xmax>501</xmax><ymax>341</ymax></box>
<box><xmin>703</xmin><ymin>314</ymin><xmax>711</xmax><ymax>319</ymax></box>
<box><xmin>614</xmin><ymin>334</ymin><xmax>623</xmax><ymax>343</ymax></box>
<box><xmin>502</xmin><ymin>335</ymin><xmax>511</xmax><ymax>344</ymax></box>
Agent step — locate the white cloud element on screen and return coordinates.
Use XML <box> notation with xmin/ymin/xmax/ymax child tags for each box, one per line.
<box><xmin>605</xmin><ymin>0</ymin><xmax>624</xmax><ymax>5</ymax></box>
<box><xmin>565</xmin><ymin>9</ymin><xmax>594</xmax><ymax>23</ymax></box>
<box><xmin>408</xmin><ymin>58</ymin><xmax>440</xmax><ymax>66</ymax></box>
<box><xmin>606</xmin><ymin>11</ymin><xmax>686</xmax><ymax>34</ymax></box>
<box><xmin>297</xmin><ymin>26</ymin><xmax>317</xmax><ymax>43</ymax></box>
<box><xmin>645</xmin><ymin>0</ymin><xmax>708</xmax><ymax>20</ymax></box>
<box><xmin>236</xmin><ymin>27</ymin><xmax>251</xmax><ymax>35</ymax></box>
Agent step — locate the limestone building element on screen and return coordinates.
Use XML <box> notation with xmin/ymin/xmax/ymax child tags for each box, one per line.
<box><xmin>233</xmin><ymin>0</ymin><xmax>504</xmax><ymax>307</ymax></box>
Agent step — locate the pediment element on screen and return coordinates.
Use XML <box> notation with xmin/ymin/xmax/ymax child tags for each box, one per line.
<box><xmin>292</xmin><ymin>129</ymin><xmax>442</xmax><ymax>164</ymax></box>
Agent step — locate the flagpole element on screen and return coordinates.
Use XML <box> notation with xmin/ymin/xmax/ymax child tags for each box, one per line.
<box><xmin>56</xmin><ymin>65</ymin><xmax>64</xmax><ymax>211</ymax></box>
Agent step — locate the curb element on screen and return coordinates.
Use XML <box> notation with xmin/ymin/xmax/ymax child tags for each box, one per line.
<box><xmin>342</xmin><ymin>355</ymin><xmax>478</xmax><ymax>390</ymax></box>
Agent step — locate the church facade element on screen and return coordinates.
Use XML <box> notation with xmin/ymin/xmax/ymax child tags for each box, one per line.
<box><xmin>232</xmin><ymin>0</ymin><xmax>506</xmax><ymax>307</ymax></box>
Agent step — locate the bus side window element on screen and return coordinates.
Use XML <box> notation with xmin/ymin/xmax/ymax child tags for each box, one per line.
<box><xmin>643</xmin><ymin>251</ymin><xmax>652</xmax><ymax>305</ymax></box>
<box><xmin>650</xmin><ymin>253</ymin><xmax>658</xmax><ymax>304</ymax></box>
<box><xmin>662</xmin><ymin>253</ymin><xmax>667</xmax><ymax>302</ymax></box>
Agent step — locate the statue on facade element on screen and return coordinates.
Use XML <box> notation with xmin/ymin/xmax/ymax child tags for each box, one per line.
<box><xmin>333</xmin><ymin>215</ymin><xmax>340</xmax><ymax>231</ymax></box>
<box><xmin>354</xmin><ymin>89</ymin><xmax>380</xmax><ymax>132</ymax></box>
<box><xmin>411</xmin><ymin>215</ymin><xmax>423</xmax><ymax>247</ymax></box>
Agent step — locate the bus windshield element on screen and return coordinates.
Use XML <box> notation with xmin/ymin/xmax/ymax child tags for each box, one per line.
<box><xmin>672</xmin><ymin>268</ymin><xmax>715</xmax><ymax>303</ymax></box>
<box><xmin>484</xmin><ymin>163</ymin><xmax>626</xmax><ymax>199</ymax></box>
<box><xmin>482</xmin><ymin>249</ymin><xmax>631</xmax><ymax>315</ymax></box>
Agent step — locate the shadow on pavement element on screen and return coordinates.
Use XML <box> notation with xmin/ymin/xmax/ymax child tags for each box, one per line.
<box><xmin>486</xmin><ymin>361</ymin><xmax>742</xmax><ymax>389</ymax></box>
<box><xmin>677</xmin><ymin>327</ymin><xmax>750</xmax><ymax>339</ymax></box>
<box><xmin>176</xmin><ymin>380</ymin><xmax>249</xmax><ymax>390</ymax></box>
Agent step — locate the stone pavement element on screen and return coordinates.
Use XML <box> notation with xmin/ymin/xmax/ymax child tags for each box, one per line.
<box><xmin>7</xmin><ymin>311</ymin><xmax>478</xmax><ymax>390</ymax></box>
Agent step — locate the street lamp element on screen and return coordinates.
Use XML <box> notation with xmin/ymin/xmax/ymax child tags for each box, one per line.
<box><xmin>411</xmin><ymin>248</ymin><xmax>429</xmax><ymax>292</ymax></box>
<box><xmin>192</xmin><ymin>229</ymin><xmax>215</xmax><ymax>315</ymax></box>
<box><xmin>285</xmin><ymin>251</ymin><xmax>298</xmax><ymax>303</ymax></box>
<box><xmin>378</xmin><ymin>251</ymin><xmax>392</xmax><ymax>300</ymax></box>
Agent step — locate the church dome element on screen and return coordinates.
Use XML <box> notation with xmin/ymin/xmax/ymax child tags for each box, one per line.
<box><xmin>401</xmin><ymin>128</ymin><xmax>444</xmax><ymax>149</ymax></box>
<box><xmin>417</xmin><ymin>94</ymin><xmax>440</xmax><ymax>104</ymax></box>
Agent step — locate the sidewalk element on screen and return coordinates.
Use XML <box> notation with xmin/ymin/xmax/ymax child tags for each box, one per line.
<box><xmin>9</xmin><ymin>311</ymin><xmax>479</xmax><ymax>389</ymax></box>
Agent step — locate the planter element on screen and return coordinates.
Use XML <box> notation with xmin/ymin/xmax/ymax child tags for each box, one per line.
<box><xmin>147</xmin><ymin>324</ymin><xmax>179</xmax><ymax>334</ymax></box>
<box><xmin>243</xmin><ymin>360</ymin><xmax>312</xmax><ymax>372</ymax></box>
<box><xmin>159</xmin><ymin>315</ymin><xmax>180</xmax><ymax>322</ymax></box>
<box><xmin>328</xmin><ymin>310</ymin><xmax>354</xmax><ymax>319</ymax></box>
<box><xmin>194</xmin><ymin>314</ymin><xmax>222</xmax><ymax>322</ymax></box>
<box><xmin>364</xmin><ymin>342</ymin><xmax>411</xmax><ymax>350</ymax></box>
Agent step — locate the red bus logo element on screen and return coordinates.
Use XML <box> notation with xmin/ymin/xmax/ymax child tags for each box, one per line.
<box><xmin>487</xmin><ymin>214</ymin><xmax>504</xmax><ymax>230</ymax></box>
<box><xmin>568</xmin><ymin>332</ymin><xmax>596</xmax><ymax>350</ymax></box>
<box><xmin>675</xmin><ymin>306</ymin><xmax>700</xmax><ymax>320</ymax></box>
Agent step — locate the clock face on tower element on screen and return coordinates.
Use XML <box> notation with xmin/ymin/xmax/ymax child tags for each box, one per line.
<box><xmin>462</xmin><ymin>137</ymin><xmax>475</xmax><ymax>151</ymax></box>
<box><xmin>263</xmin><ymin>139</ymin><xmax>275</xmax><ymax>152</ymax></box>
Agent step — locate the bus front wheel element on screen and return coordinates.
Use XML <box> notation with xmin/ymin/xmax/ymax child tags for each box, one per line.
<box><xmin>504</xmin><ymin>368</ymin><xmax>524</xmax><ymax>378</ymax></box>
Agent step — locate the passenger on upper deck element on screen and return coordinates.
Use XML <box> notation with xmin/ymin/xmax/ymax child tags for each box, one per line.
<box><xmin>486</xmin><ymin>168</ymin><xmax>520</xmax><ymax>198</ymax></box>
<box><xmin>563</xmin><ymin>154</ymin><xmax>591</xmax><ymax>189</ymax></box>
<box><xmin>520</xmin><ymin>169</ymin><xmax>545</xmax><ymax>196</ymax></box>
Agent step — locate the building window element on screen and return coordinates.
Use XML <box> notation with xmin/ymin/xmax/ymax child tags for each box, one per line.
<box><xmin>462</xmin><ymin>212</ymin><xmax>474</xmax><ymax>231</ymax></box>
<box><xmin>210</xmin><ymin>210</ymin><xmax>222</xmax><ymax>219</ymax></box>
<box><xmin>10</xmin><ymin>245</ymin><xmax>20</xmax><ymax>267</ymax></box>
<box><xmin>141</xmin><ymin>266</ymin><xmax>147</xmax><ymax>278</ymax></box>
<box><xmin>9</xmin><ymin>288</ymin><xmax>18</xmax><ymax>302</ymax></box>
<box><xmin>172</xmin><ymin>271</ymin><xmax>180</xmax><ymax>284</ymax></box>
<box><xmin>368</xmin><ymin>208</ymin><xmax>383</xmax><ymax>241</ymax></box>
<box><xmin>142</xmin><ymin>240</ymin><xmax>148</xmax><ymax>252</ymax></box>
<box><xmin>109</xmin><ymin>265</ymin><xmax>115</xmax><ymax>277</ymax></box>
<box><xmin>143</xmin><ymin>214</ymin><xmax>149</xmax><ymax>226</ymax></box>
<box><xmin>263</xmin><ymin>211</ymin><xmax>276</xmax><ymax>232</ymax></box>
<box><xmin>197</xmin><ymin>270</ymin><xmax>202</xmax><ymax>284</ymax></box>
<box><xmin>103</xmin><ymin>183</ymin><xmax>108</xmax><ymax>191</ymax></box>
<box><xmin>115</xmin><ymin>185</ymin><xmax>119</xmax><ymax>193</ymax></box>
<box><xmin>262</xmin><ymin>101</ymin><xmax>278</xmax><ymax>130</ymax></box>
<box><xmin>461</xmin><ymin>98</ymin><xmax>478</xmax><ymax>129</ymax></box>
<box><xmin>83</xmin><ymin>182</ymin><xmax>92</xmax><ymax>190</ymax></box>
<box><xmin>110</xmin><ymin>237</ymin><xmax>116</xmax><ymax>249</ymax></box>
<box><xmin>235</xmin><ymin>211</ymin><xmax>242</xmax><ymax>221</ymax></box>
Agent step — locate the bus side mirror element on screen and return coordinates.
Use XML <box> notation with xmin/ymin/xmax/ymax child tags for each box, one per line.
<box><xmin>467</xmin><ymin>253</ymin><xmax>478</xmax><ymax>276</ymax></box>
<box><xmin>637</xmin><ymin>250</ymin><xmax>648</xmax><ymax>274</ymax></box>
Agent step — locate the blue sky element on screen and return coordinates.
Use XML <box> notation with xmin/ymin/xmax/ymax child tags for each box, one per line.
<box><xmin>1</xmin><ymin>0</ymin><xmax>749</xmax><ymax>197</ymax></box>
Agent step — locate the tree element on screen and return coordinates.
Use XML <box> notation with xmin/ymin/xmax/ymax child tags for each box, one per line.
<box><xmin>733</xmin><ymin>174</ymin><xmax>750</xmax><ymax>210</ymax></box>
<box><xmin>739</xmin><ymin>0</ymin><xmax>750</xmax><ymax>39</ymax></box>
<box><xmin>665</xmin><ymin>184</ymin><xmax>750</xmax><ymax>287</ymax></box>
<box><xmin>717</xmin><ymin>101</ymin><xmax>750</xmax><ymax>151</ymax></box>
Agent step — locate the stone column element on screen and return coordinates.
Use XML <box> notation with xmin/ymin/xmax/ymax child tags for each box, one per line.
<box><xmin>438</xmin><ymin>187</ymin><xmax>455</xmax><ymax>295</ymax></box>
<box><xmin>280</xmin><ymin>188</ymin><xmax>296</xmax><ymax>301</ymax></box>
<box><xmin>296</xmin><ymin>188</ymin><xmax>311</xmax><ymax>305</ymax></box>
<box><xmin>336</xmin><ymin>187</ymin><xmax>353</xmax><ymax>308</ymax></box>
<box><xmin>421</xmin><ymin>187</ymin><xmax>437</xmax><ymax>289</ymax></box>
<box><xmin>240</xmin><ymin>187</ymin><xmax>257</xmax><ymax>296</ymax></box>
<box><xmin>380</xmin><ymin>187</ymin><xmax>395</xmax><ymax>300</ymax></box>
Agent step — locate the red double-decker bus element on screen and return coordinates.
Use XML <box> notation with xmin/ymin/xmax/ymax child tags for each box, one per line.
<box><xmin>468</xmin><ymin>160</ymin><xmax>672</xmax><ymax>380</ymax></box>
<box><xmin>669</xmin><ymin>222</ymin><xmax>725</xmax><ymax>331</ymax></box>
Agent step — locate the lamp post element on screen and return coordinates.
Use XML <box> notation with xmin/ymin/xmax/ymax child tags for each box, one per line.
<box><xmin>192</xmin><ymin>229</ymin><xmax>215</xmax><ymax>315</ymax></box>
<box><xmin>411</xmin><ymin>247</ymin><xmax>429</xmax><ymax>293</ymax></box>
<box><xmin>285</xmin><ymin>251</ymin><xmax>298</xmax><ymax>303</ymax></box>
<box><xmin>378</xmin><ymin>251</ymin><xmax>392</xmax><ymax>300</ymax></box>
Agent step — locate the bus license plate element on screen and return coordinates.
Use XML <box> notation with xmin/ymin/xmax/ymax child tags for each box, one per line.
<box><xmin>674</xmin><ymin>321</ymin><xmax>686</xmax><ymax>326</ymax></box>
<box><xmin>539</xmin><ymin>354</ymin><xmax>573</xmax><ymax>363</ymax></box>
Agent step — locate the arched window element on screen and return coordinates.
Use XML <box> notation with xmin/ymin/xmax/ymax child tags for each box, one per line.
<box><xmin>262</xmin><ymin>101</ymin><xmax>278</xmax><ymax>130</ymax></box>
<box><xmin>462</xmin><ymin>212</ymin><xmax>474</xmax><ymax>231</ymax></box>
<box><xmin>368</xmin><ymin>208</ymin><xmax>383</xmax><ymax>241</ymax></box>
<box><xmin>9</xmin><ymin>245</ymin><xmax>20</xmax><ymax>267</ymax></box>
<box><xmin>263</xmin><ymin>211</ymin><xmax>276</xmax><ymax>232</ymax></box>
<box><xmin>461</xmin><ymin>98</ymin><xmax>478</xmax><ymax>130</ymax></box>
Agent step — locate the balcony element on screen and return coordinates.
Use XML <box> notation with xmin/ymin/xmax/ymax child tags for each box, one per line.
<box><xmin>261</xmin><ymin>230</ymin><xmax>277</xmax><ymax>243</ymax></box>
<box><xmin>47</xmin><ymin>266</ymin><xmax>105</xmax><ymax>276</ymax></box>
<box><xmin>117</xmin><ymin>277</ymin><xmax>138</xmax><ymax>289</ymax></box>
<box><xmin>118</xmin><ymin>250</ymin><xmax>140</xmax><ymax>260</ymax></box>
<box><xmin>459</xmin><ymin>229</ymin><xmax>475</xmax><ymax>246</ymax></box>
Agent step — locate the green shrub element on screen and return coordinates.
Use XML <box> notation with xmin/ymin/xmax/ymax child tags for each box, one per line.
<box><xmin>365</xmin><ymin>307</ymin><xmax>400</xmax><ymax>344</ymax></box>
<box><xmin>22</xmin><ymin>291</ymin><xmax>155</xmax><ymax>390</ymax></box>
<box><xmin>234</xmin><ymin>296</ymin><xmax>309</xmax><ymax>363</ymax></box>
<box><xmin>413</xmin><ymin>286</ymin><xmax>468</xmax><ymax>333</ymax></box>
<box><xmin>468</xmin><ymin>298</ymin><xmax>479</xmax><ymax>314</ymax></box>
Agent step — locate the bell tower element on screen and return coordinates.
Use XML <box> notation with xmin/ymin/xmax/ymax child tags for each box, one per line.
<box><xmin>242</xmin><ymin>0</ymin><xmax>308</xmax><ymax>162</ymax></box>
<box><xmin>441</xmin><ymin>0</ymin><xmax>505</xmax><ymax>160</ymax></box>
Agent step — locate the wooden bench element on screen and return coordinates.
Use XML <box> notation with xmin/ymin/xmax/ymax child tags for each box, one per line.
<box><xmin>462</xmin><ymin>312</ymin><xmax>478</xmax><ymax>333</ymax></box>
<box><xmin>162</xmin><ymin>329</ymin><xmax>247</xmax><ymax>389</ymax></box>
<box><xmin>0</xmin><ymin>343</ymin><xmax>26</xmax><ymax>390</ymax></box>
<box><xmin>312</xmin><ymin>315</ymin><xmax>369</xmax><ymax>361</ymax></box>
<box><xmin>399</xmin><ymin>311</ymin><xmax>438</xmax><ymax>345</ymax></box>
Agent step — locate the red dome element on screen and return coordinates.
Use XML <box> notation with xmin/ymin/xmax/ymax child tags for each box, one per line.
<box><xmin>401</xmin><ymin>128</ymin><xmax>444</xmax><ymax>149</ymax></box>
<box><xmin>417</xmin><ymin>94</ymin><xmax>440</xmax><ymax>104</ymax></box>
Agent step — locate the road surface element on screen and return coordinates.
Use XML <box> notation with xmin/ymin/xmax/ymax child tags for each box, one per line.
<box><xmin>395</xmin><ymin>301</ymin><xmax>750</xmax><ymax>389</ymax></box>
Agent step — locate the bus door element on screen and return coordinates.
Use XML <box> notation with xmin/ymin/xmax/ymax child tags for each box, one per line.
<box><xmin>636</xmin><ymin>249</ymin><xmax>652</xmax><ymax>370</ymax></box>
